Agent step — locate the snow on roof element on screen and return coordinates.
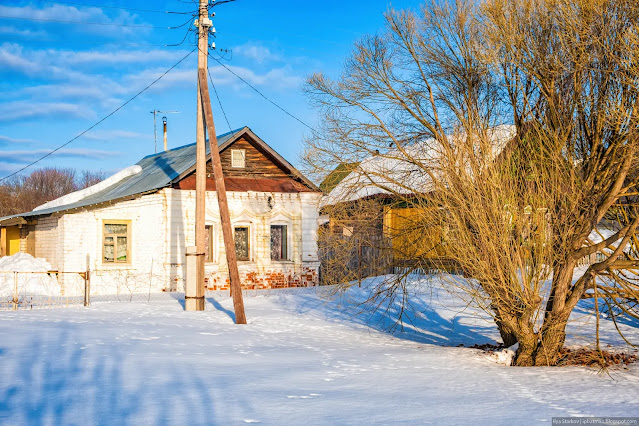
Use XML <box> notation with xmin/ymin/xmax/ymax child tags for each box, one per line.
<box><xmin>0</xmin><ymin>126</ymin><xmax>318</xmax><ymax>224</ymax></box>
<box><xmin>322</xmin><ymin>125</ymin><xmax>516</xmax><ymax>206</ymax></box>
<box><xmin>33</xmin><ymin>165</ymin><xmax>143</xmax><ymax>212</ymax></box>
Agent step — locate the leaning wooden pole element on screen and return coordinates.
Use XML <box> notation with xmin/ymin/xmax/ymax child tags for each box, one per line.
<box><xmin>198</xmin><ymin>69</ymin><xmax>247</xmax><ymax>324</ymax></box>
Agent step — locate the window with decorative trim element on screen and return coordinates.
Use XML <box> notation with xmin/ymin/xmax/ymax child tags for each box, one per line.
<box><xmin>102</xmin><ymin>220</ymin><xmax>131</xmax><ymax>263</ymax></box>
<box><xmin>270</xmin><ymin>225</ymin><xmax>288</xmax><ymax>261</ymax></box>
<box><xmin>234</xmin><ymin>226</ymin><xmax>250</xmax><ymax>261</ymax></box>
<box><xmin>231</xmin><ymin>149</ymin><xmax>246</xmax><ymax>168</ymax></box>
<box><xmin>205</xmin><ymin>225</ymin><xmax>215</xmax><ymax>263</ymax></box>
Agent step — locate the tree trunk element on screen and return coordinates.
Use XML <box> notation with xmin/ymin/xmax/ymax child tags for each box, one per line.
<box><xmin>532</xmin><ymin>320</ymin><xmax>568</xmax><ymax>366</ymax></box>
<box><xmin>513</xmin><ymin>333</ymin><xmax>538</xmax><ymax>366</ymax></box>
<box><xmin>529</xmin><ymin>261</ymin><xmax>576</xmax><ymax>366</ymax></box>
<box><xmin>494</xmin><ymin>314</ymin><xmax>518</xmax><ymax>347</ymax></box>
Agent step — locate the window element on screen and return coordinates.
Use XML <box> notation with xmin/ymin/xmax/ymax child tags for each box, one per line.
<box><xmin>205</xmin><ymin>225</ymin><xmax>215</xmax><ymax>262</ymax></box>
<box><xmin>103</xmin><ymin>221</ymin><xmax>130</xmax><ymax>263</ymax></box>
<box><xmin>234</xmin><ymin>226</ymin><xmax>250</xmax><ymax>261</ymax></box>
<box><xmin>231</xmin><ymin>149</ymin><xmax>246</xmax><ymax>168</ymax></box>
<box><xmin>270</xmin><ymin>225</ymin><xmax>287</xmax><ymax>260</ymax></box>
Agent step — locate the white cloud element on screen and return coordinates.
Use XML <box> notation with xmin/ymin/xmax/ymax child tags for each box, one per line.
<box><xmin>0</xmin><ymin>101</ymin><xmax>96</xmax><ymax>122</ymax></box>
<box><xmin>0</xmin><ymin>148</ymin><xmax>119</xmax><ymax>164</ymax></box>
<box><xmin>0</xmin><ymin>5</ymin><xmax>145</xmax><ymax>36</ymax></box>
<box><xmin>233</xmin><ymin>42</ymin><xmax>282</xmax><ymax>64</ymax></box>
<box><xmin>0</xmin><ymin>43</ymin><xmax>91</xmax><ymax>81</ymax></box>
<box><xmin>56</xmin><ymin>49</ymin><xmax>190</xmax><ymax>66</ymax></box>
<box><xmin>0</xmin><ymin>26</ymin><xmax>46</xmax><ymax>38</ymax></box>
<box><xmin>79</xmin><ymin>130</ymin><xmax>150</xmax><ymax>142</ymax></box>
<box><xmin>0</xmin><ymin>135</ymin><xmax>35</xmax><ymax>145</ymax></box>
<box><xmin>0</xmin><ymin>161</ymin><xmax>23</xmax><ymax>176</ymax></box>
<box><xmin>125</xmin><ymin>67</ymin><xmax>194</xmax><ymax>87</ymax></box>
<box><xmin>208</xmin><ymin>64</ymin><xmax>302</xmax><ymax>90</ymax></box>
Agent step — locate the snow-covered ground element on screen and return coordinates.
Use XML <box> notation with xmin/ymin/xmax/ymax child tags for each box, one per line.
<box><xmin>0</xmin><ymin>276</ymin><xmax>638</xmax><ymax>425</ymax></box>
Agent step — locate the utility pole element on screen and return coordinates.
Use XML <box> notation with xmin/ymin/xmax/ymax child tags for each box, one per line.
<box><xmin>150</xmin><ymin>110</ymin><xmax>179</xmax><ymax>153</ymax></box>
<box><xmin>185</xmin><ymin>0</ymin><xmax>211</xmax><ymax>311</ymax></box>
<box><xmin>199</xmin><ymin>68</ymin><xmax>247</xmax><ymax>324</ymax></box>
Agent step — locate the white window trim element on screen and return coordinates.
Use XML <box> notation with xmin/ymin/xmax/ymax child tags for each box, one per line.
<box><xmin>231</xmin><ymin>149</ymin><xmax>246</xmax><ymax>168</ymax></box>
<box><xmin>205</xmin><ymin>223</ymin><xmax>218</xmax><ymax>264</ymax></box>
<box><xmin>232</xmin><ymin>222</ymin><xmax>253</xmax><ymax>262</ymax></box>
<box><xmin>269</xmin><ymin>220</ymin><xmax>293</xmax><ymax>263</ymax></box>
<box><xmin>101</xmin><ymin>219</ymin><xmax>132</xmax><ymax>266</ymax></box>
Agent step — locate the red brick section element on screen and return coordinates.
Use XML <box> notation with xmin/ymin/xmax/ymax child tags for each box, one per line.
<box><xmin>204</xmin><ymin>267</ymin><xmax>318</xmax><ymax>291</ymax></box>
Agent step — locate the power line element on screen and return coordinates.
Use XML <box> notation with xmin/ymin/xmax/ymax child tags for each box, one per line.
<box><xmin>207</xmin><ymin>67</ymin><xmax>235</xmax><ymax>138</ymax></box>
<box><xmin>38</xmin><ymin>0</ymin><xmax>196</xmax><ymax>14</ymax></box>
<box><xmin>0</xmin><ymin>36</ymin><xmax>194</xmax><ymax>47</ymax></box>
<box><xmin>207</xmin><ymin>52</ymin><xmax>318</xmax><ymax>135</ymax></box>
<box><xmin>0</xmin><ymin>13</ymin><xmax>195</xmax><ymax>29</ymax></box>
<box><xmin>0</xmin><ymin>47</ymin><xmax>197</xmax><ymax>183</ymax></box>
<box><xmin>206</xmin><ymin>65</ymin><xmax>266</xmax><ymax>193</ymax></box>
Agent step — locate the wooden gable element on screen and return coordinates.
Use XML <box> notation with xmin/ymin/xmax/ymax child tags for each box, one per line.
<box><xmin>173</xmin><ymin>135</ymin><xmax>316</xmax><ymax>193</ymax></box>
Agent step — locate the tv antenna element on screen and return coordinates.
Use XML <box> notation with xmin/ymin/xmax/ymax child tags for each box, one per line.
<box><xmin>151</xmin><ymin>110</ymin><xmax>180</xmax><ymax>153</ymax></box>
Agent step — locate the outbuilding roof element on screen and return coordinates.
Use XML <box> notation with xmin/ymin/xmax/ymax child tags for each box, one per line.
<box><xmin>0</xmin><ymin>126</ymin><xmax>318</xmax><ymax>225</ymax></box>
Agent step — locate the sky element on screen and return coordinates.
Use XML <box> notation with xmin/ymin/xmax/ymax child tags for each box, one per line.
<box><xmin>0</xmin><ymin>0</ymin><xmax>421</xmax><ymax>183</ymax></box>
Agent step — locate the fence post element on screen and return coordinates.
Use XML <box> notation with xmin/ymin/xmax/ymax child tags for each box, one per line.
<box><xmin>83</xmin><ymin>270</ymin><xmax>90</xmax><ymax>306</ymax></box>
<box><xmin>12</xmin><ymin>271</ymin><xmax>18</xmax><ymax>311</ymax></box>
<box><xmin>84</xmin><ymin>255</ymin><xmax>91</xmax><ymax>307</ymax></box>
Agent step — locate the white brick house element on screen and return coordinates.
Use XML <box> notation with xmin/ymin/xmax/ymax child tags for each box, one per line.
<box><xmin>0</xmin><ymin>127</ymin><xmax>322</xmax><ymax>295</ymax></box>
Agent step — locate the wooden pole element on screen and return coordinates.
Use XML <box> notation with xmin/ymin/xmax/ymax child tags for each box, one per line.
<box><xmin>83</xmin><ymin>253</ymin><xmax>90</xmax><ymax>306</ymax></box>
<box><xmin>186</xmin><ymin>0</ymin><xmax>209</xmax><ymax>312</ymax></box>
<box><xmin>198</xmin><ymin>69</ymin><xmax>247</xmax><ymax>324</ymax></box>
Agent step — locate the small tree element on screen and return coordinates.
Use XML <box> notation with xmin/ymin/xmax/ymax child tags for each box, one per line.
<box><xmin>305</xmin><ymin>0</ymin><xmax>639</xmax><ymax>366</ymax></box>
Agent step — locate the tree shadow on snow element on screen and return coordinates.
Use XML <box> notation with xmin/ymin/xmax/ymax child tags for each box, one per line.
<box><xmin>291</xmin><ymin>277</ymin><xmax>500</xmax><ymax>347</ymax></box>
<box><xmin>0</xmin><ymin>320</ymin><xmax>221</xmax><ymax>424</ymax></box>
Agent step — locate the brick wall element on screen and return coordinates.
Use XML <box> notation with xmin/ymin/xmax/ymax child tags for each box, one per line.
<box><xmin>204</xmin><ymin>265</ymin><xmax>319</xmax><ymax>291</ymax></box>
<box><xmin>25</xmin><ymin>188</ymin><xmax>322</xmax><ymax>296</ymax></box>
<box><xmin>34</xmin><ymin>216</ymin><xmax>59</xmax><ymax>268</ymax></box>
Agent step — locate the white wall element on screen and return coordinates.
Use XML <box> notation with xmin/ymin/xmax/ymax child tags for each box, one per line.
<box><xmin>41</xmin><ymin>188</ymin><xmax>321</xmax><ymax>295</ymax></box>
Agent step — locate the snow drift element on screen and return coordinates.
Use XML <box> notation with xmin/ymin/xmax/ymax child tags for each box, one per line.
<box><xmin>0</xmin><ymin>253</ymin><xmax>60</xmax><ymax>297</ymax></box>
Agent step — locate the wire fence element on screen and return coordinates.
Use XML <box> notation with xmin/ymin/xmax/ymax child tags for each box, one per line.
<box><xmin>0</xmin><ymin>268</ymin><xmax>326</xmax><ymax>311</ymax></box>
<box><xmin>0</xmin><ymin>268</ymin><xmax>177</xmax><ymax>311</ymax></box>
<box><xmin>0</xmin><ymin>271</ymin><xmax>87</xmax><ymax>310</ymax></box>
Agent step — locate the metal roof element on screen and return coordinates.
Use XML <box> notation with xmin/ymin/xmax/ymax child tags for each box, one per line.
<box><xmin>0</xmin><ymin>127</ymin><xmax>244</xmax><ymax>223</ymax></box>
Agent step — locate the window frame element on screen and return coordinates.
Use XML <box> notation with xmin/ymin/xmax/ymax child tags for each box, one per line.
<box><xmin>233</xmin><ymin>225</ymin><xmax>250</xmax><ymax>261</ymax></box>
<box><xmin>231</xmin><ymin>149</ymin><xmax>246</xmax><ymax>168</ymax></box>
<box><xmin>205</xmin><ymin>224</ymin><xmax>216</xmax><ymax>263</ymax></box>
<box><xmin>102</xmin><ymin>219</ymin><xmax>131</xmax><ymax>264</ymax></box>
<box><xmin>270</xmin><ymin>224</ymin><xmax>288</xmax><ymax>261</ymax></box>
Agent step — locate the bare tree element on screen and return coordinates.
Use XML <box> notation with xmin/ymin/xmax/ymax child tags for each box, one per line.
<box><xmin>0</xmin><ymin>167</ymin><xmax>106</xmax><ymax>217</ymax></box>
<box><xmin>78</xmin><ymin>170</ymin><xmax>106</xmax><ymax>189</ymax></box>
<box><xmin>306</xmin><ymin>0</ymin><xmax>639</xmax><ymax>366</ymax></box>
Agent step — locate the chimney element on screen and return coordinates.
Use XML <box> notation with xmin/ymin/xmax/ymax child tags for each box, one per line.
<box><xmin>162</xmin><ymin>116</ymin><xmax>168</xmax><ymax>151</ymax></box>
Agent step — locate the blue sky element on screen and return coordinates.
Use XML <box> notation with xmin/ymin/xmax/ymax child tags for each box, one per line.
<box><xmin>0</xmin><ymin>0</ymin><xmax>420</xmax><ymax>182</ymax></box>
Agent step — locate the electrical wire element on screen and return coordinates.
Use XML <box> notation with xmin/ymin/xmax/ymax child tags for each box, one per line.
<box><xmin>207</xmin><ymin>68</ymin><xmax>234</xmax><ymax>136</ymax></box>
<box><xmin>206</xmin><ymin>65</ymin><xmax>266</xmax><ymax>193</ymax></box>
<box><xmin>37</xmin><ymin>0</ymin><xmax>196</xmax><ymax>14</ymax></box>
<box><xmin>210</xmin><ymin>0</ymin><xmax>238</xmax><ymax>7</ymax></box>
<box><xmin>165</xmin><ymin>25</ymin><xmax>196</xmax><ymax>47</ymax></box>
<box><xmin>207</xmin><ymin>52</ymin><xmax>318</xmax><ymax>135</ymax></box>
<box><xmin>0</xmin><ymin>47</ymin><xmax>197</xmax><ymax>183</ymax></box>
<box><xmin>0</xmin><ymin>13</ymin><xmax>194</xmax><ymax>29</ymax></box>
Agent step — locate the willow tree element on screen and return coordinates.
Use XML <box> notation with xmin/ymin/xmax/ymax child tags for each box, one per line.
<box><xmin>305</xmin><ymin>0</ymin><xmax>639</xmax><ymax>366</ymax></box>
